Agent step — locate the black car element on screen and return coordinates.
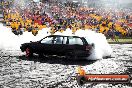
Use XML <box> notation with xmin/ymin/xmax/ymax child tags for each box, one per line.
<box><xmin>20</xmin><ymin>35</ymin><xmax>94</xmax><ymax>59</ymax></box>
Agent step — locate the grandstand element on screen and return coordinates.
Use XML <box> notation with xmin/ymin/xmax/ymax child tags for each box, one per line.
<box><xmin>0</xmin><ymin>0</ymin><xmax>132</xmax><ymax>38</ymax></box>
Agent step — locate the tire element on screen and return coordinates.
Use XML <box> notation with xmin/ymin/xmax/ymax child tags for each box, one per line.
<box><xmin>25</xmin><ymin>47</ymin><xmax>33</xmax><ymax>57</ymax></box>
<box><xmin>77</xmin><ymin>76</ymin><xmax>87</xmax><ymax>86</ymax></box>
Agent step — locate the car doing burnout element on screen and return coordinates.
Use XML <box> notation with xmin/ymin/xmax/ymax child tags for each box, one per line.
<box><xmin>20</xmin><ymin>35</ymin><xmax>94</xmax><ymax>59</ymax></box>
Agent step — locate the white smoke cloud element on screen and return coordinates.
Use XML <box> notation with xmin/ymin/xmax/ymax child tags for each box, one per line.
<box><xmin>75</xmin><ymin>30</ymin><xmax>112</xmax><ymax>60</ymax></box>
<box><xmin>0</xmin><ymin>23</ymin><xmax>112</xmax><ymax>60</ymax></box>
<box><xmin>0</xmin><ymin>23</ymin><xmax>50</xmax><ymax>50</ymax></box>
<box><xmin>55</xmin><ymin>29</ymin><xmax>112</xmax><ymax>60</ymax></box>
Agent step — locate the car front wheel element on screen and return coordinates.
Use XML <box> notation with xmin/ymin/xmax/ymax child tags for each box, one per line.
<box><xmin>25</xmin><ymin>47</ymin><xmax>33</xmax><ymax>57</ymax></box>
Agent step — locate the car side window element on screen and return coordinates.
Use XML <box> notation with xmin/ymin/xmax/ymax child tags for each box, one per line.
<box><xmin>41</xmin><ymin>37</ymin><xmax>54</xmax><ymax>44</ymax></box>
<box><xmin>54</xmin><ymin>37</ymin><xmax>63</xmax><ymax>44</ymax></box>
<box><xmin>63</xmin><ymin>37</ymin><xmax>67</xmax><ymax>44</ymax></box>
<box><xmin>68</xmin><ymin>37</ymin><xmax>83</xmax><ymax>45</ymax></box>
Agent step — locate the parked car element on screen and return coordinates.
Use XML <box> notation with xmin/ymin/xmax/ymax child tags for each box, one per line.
<box><xmin>20</xmin><ymin>35</ymin><xmax>94</xmax><ymax>59</ymax></box>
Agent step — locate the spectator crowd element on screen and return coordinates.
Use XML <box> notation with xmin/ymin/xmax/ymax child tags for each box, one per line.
<box><xmin>1</xmin><ymin>0</ymin><xmax>132</xmax><ymax>38</ymax></box>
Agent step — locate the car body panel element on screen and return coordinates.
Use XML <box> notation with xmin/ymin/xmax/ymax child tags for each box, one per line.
<box><xmin>20</xmin><ymin>35</ymin><xmax>93</xmax><ymax>58</ymax></box>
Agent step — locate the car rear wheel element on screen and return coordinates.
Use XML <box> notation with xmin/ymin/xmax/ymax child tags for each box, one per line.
<box><xmin>25</xmin><ymin>47</ymin><xmax>33</xmax><ymax>57</ymax></box>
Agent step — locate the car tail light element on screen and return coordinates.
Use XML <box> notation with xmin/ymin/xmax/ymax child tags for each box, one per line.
<box><xmin>86</xmin><ymin>45</ymin><xmax>91</xmax><ymax>51</ymax></box>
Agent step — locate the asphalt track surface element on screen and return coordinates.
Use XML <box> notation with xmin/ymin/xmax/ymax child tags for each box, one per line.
<box><xmin>0</xmin><ymin>44</ymin><xmax>132</xmax><ymax>88</ymax></box>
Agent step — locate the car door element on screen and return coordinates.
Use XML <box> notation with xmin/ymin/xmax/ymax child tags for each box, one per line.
<box><xmin>66</xmin><ymin>37</ymin><xmax>84</xmax><ymax>53</ymax></box>
<box><xmin>55</xmin><ymin>36</ymin><xmax>76</xmax><ymax>55</ymax></box>
<box><xmin>51</xmin><ymin>36</ymin><xmax>65</xmax><ymax>55</ymax></box>
<box><xmin>38</xmin><ymin>36</ymin><xmax>55</xmax><ymax>54</ymax></box>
